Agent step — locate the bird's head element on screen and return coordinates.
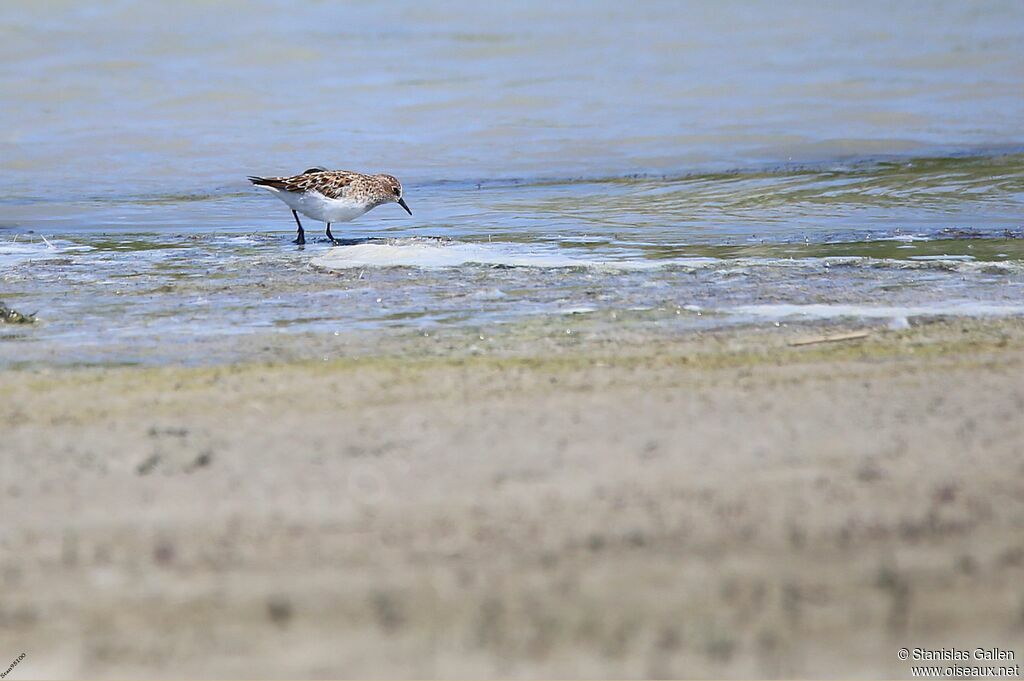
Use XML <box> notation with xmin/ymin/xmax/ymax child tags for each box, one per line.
<box><xmin>375</xmin><ymin>174</ymin><xmax>412</xmax><ymax>215</ymax></box>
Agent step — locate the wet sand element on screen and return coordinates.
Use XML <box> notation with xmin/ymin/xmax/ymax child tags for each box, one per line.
<box><xmin>2</xmin><ymin>318</ymin><xmax>1024</xmax><ymax>678</ymax></box>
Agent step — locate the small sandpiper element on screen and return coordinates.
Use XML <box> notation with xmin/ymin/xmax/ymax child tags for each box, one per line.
<box><xmin>248</xmin><ymin>167</ymin><xmax>412</xmax><ymax>244</ymax></box>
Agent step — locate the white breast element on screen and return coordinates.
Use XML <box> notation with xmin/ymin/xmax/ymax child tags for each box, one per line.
<box><xmin>262</xmin><ymin>187</ymin><xmax>372</xmax><ymax>223</ymax></box>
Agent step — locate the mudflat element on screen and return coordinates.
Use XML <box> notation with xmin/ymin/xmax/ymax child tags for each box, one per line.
<box><xmin>2</xmin><ymin>318</ymin><xmax>1023</xmax><ymax>678</ymax></box>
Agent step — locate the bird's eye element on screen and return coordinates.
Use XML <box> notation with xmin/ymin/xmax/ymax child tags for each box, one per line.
<box><xmin>393</xmin><ymin>187</ymin><xmax>401</xmax><ymax>195</ymax></box>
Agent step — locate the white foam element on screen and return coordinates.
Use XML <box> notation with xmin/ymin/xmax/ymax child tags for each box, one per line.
<box><xmin>469</xmin><ymin>288</ymin><xmax>507</xmax><ymax>300</ymax></box>
<box><xmin>908</xmin><ymin>254</ymin><xmax>974</xmax><ymax>261</ymax></box>
<box><xmin>0</xmin><ymin>238</ymin><xmax>92</xmax><ymax>268</ymax></box>
<box><xmin>311</xmin><ymin>241</ymin><xmax>1024</xmax><ymax>276</ymax></box>
<box><xmin>310</xmin><ymin>239</ymin><xmax>716</xmax><ymax>271</ymax></box>
<box><xmin>726</xmin><ymin>301</ymin><xmax>1024</xmax><ymax>322</ymax></box>
<box><xmin>0</xmin><ymin>241</ymin><xmax>59</xmax><ymax>268</ymax></box>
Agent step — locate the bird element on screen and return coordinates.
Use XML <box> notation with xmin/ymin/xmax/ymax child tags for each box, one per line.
<box><xmin>248</xmin><ymin>167</ymin><xmax>412</xmax><ymax>245</ymax></box>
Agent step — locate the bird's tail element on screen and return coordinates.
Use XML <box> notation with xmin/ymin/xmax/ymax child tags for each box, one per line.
<box><xmin>248</xmin><ymin>175</ymin><xmax>275</xmax><ymax>187</ymax></box>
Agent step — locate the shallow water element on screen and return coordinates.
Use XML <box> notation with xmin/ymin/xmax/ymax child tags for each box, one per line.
<box><xmin>2</xmin><ymin>2</ymin><xmax>1023</xmax><ymax>364</ymax></box>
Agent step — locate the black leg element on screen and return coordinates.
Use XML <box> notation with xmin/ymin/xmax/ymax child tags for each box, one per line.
<box><xmin>325</xmin><ymin>223</ymin><xmax>337</xmax><ymax>244</ymax></box>
<box><xmin>291</xmin><ymin>210</ymin><xmax>305</xmax><ymax>245</ymax></box>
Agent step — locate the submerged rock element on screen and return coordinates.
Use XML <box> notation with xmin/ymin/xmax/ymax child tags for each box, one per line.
<box><xmin>0</xmin><ymin>302</ymin><xmax>36</xmax><ymax>324</ymax></box>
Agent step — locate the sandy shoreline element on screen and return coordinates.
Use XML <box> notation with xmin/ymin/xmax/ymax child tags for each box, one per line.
<box><xmin>2</xmin><ymin>318</ymin><xmax>1024</xmax><ymax>678</ymax></box>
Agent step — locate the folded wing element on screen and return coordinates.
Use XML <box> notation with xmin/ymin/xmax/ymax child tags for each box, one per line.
<box><xmin>248</xmin><ymin>170</ymin><xmax>358</xmax><ymax>199</ymax></box>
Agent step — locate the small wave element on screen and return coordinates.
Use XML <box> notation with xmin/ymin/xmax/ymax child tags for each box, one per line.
<box><xmin>0</xmin><ymin>239</ymin><xmax>86</xmax><ymax>267</ymax></box>
<box><xmin>309</xmin><ymin>239</ymin><xmax>1024</xmax><ymax>276</ymax></box>
<box><xmin>726</xmin><ymin>302</ymin><xmax>1024</xmax><ymax>322</ymax></box>
<box><xmin>890</xmin><ymin>234</ymin><xmax>933</xmax><ymax>243</ymax></box>
<box><xmin>866</xmin><ymin>259</ymin><xmax>1024</xmax><ymax>275</ymax></box>
<box><xmin>310</xmin><ymin>239</ymin><xmax>715</xmax><ymax>271</ymax></box>
<box><xmin>908</xmin><ymin>254</ymin><xmax>974</xmax><ymax>261</ymax></box>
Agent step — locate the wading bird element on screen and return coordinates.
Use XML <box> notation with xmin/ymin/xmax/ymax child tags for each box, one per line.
<box><xmin>248</xmin><ymin>167</ymin><xmax>412</xmax><ymax>244</ymax></box>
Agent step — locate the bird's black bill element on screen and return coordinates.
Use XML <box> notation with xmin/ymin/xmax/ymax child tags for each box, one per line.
<box><xmin>398</xmin><ymin>197</ymin><xmax>412</xmax><ymax>215</ymax></box>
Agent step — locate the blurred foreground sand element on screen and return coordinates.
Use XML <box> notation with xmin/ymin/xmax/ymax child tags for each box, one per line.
<box><xmin>2</xmin><ymin>319</ymin><xmax>1023</xmax><ymax>678</ymax></box>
